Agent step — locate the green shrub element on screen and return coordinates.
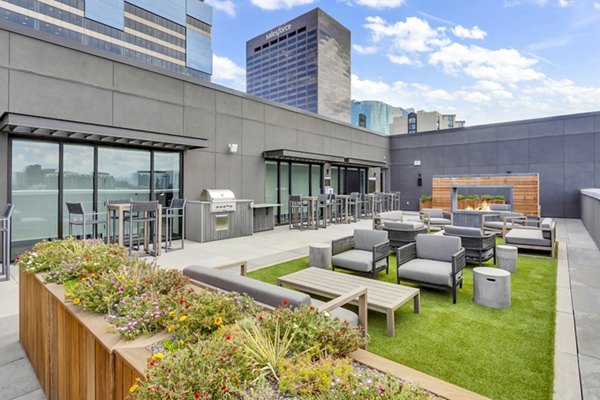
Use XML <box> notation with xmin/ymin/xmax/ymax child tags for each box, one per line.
<box><xmin>279</xmin><ymin>355</ymin><xmax>354</xmax><ymax>397</ymax></box>
<box><xmin>419</xmin><ymin>194</ymin><xmax>432</xmax><ymax>202</ymax></box>
<box><xmin>466</xmin><ymin>195</ymin><xmax>474</xmax><ymax>200</ymax></box>
<box><xmin>473</xmin><ymin>194</ymin><xmax>480</xmax><ymax>200</ymax></box>
<box><xmin>495</xmin><ymin>195</ymin><xmax>505</xmax><ymax>201</ymax></box>
<box><xmin>481</xmin><ymin>195</ymin><xmax>493</xmax><ymax>201</ymax></box>
<box><xmin>457</xmin><ymin>194</ymin><xmax>465</xmax><ymax>200</ymax></box>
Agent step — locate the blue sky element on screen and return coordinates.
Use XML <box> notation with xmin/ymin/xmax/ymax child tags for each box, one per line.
<box><xmin>205</xmin><ymin>0</ymin><xmax>600</xmax><ymax>125</ymax></box>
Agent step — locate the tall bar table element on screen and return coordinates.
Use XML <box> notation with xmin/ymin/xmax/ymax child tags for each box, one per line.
<box><xmin>107</xmin><ymin>203</ymin><xmax>163</xmax><ymax>255</ymax></box>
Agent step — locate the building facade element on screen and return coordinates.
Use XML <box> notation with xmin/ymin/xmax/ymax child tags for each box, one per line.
<box><xmin>391</xmin><ymin>110</ymin><xmax>465</xmax><ymax>134</ymax></box>
<box><xmin>246</xmin><ymin>8</ymin><xmax>351</xmax><ymax>122</ymax></box>
<box><xmin>351</xmin><ymin>100</ymin><xmax>408</xmax><ymax>135</ymax></box>
<box><xmin>0</xmin><ymin>0</ymin><xmax>213</xmax><ymax>80</ymax></box>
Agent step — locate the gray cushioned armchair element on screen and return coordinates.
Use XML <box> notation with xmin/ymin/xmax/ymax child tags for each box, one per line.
<box><xmin>331</xmin><ymin>229</ymin><xmax>390</xmax><ymax>278</ymax></box>
<box><xmin>443</xmin><ymin>225</ymin><xmax>496</xmax><ymax>266</ymax></box>
<box><xmin>396</xmin><ymin>234</ymin><xmax>466</xmax><ymax>303</ymax></box>
<box><xmin>419</xmin><ymin>208</ymin><xmax>452</xmax><ymax>231</ymax></box>
<box><xmin>382</xmin><ymin>221</ymin><xmax>428</xmax><ymax>249</ymax></box>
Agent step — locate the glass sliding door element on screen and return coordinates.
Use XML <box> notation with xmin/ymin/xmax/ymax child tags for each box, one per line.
<box><xmin>291</xmin><ymin>163</ymin><xmax>309</xmax><ymax>196</ymax></box>
<box><xmin>97</xmin><ymin>147</ymin><xmax>151</xmax><ymax>208</ymax></box>
<box><xmin>154</xmin><ymin>152</ymin><xmax>181</xmax><ymax>207</ymax></box>
<box><xmin>62</xmin><ymin>144</ymin><xmax>96</xmax><ymax>238</ymax></box>
<box><xmin>360</xmin><ymin>169</ymin><xmax>367</xmax><ymax>194</ymax></box>
<box><xmin>279</xmin><ymin>162</ymin><xmax>289</xmax><ymax>223</ymax></box>
<box><xmin>11</xmin><ymin>140</ymin><xmax>60</xmax><ymax>255</ymax></box>
<box><xmin>331</xmin><ymin>166</ymin><xmax>339</xmax><ymax>194</ymax></box>
<box><xmin>310</xmin><ymin>164</ymin><xmax>321</xmax><ymax>195</ymax></box>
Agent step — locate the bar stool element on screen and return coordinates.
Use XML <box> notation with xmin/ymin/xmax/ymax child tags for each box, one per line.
<box><xmin>106</xmin><ymin>199</ymin><xmax>130</xmax><ymax>244</ymax></box>
<box><xmin>66</xmin><ymin>202</ymin><xmax>107</xmax><ymax>240</ymax></box>
<box><xmin>393</xmin><ymin>191</ymin><xmax>402</xmax><ymax>210</ymax></box>
<box><xmin>1</xmin><ymin>204</ymin><xmax>14</xmax><ymax>281</ymax></box>
<box><xmin>164</xmin><ymin>198</ymin><xmax>186</xmax><ymax>253</ymax></box>
<box><xmin>348</xmin><ymin>192</ymin><xmax>361</xmax><ymax>222</ymax></box>
<box><xmin>361</xmin><ymin>193</ymin><xmax>373</xmax><ymax>219</ymax></box>
<box><xmin>125</xmin><ymin>200</ymin><xmax>159</xmax><ymax>256</ymax></box>
<box><xmin>316</xmin><ymin>194</ymin><xmax>329</xmax><ymax>229</ymax></box>
<box><xmin>288</xmin><ymin>195</ymin><xmax>306</xmax><ymax>230</ymax></box>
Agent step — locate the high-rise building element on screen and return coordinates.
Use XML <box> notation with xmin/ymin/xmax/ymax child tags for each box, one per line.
<box><xmin>351</xmin><ymin>100</ymin><xmax>410</xmax><ymax>135</ymax></box>
<box><xmin>391</xmin><ymin>110</ymin><xmax>466</xmax><ymax>134</ymax></box>
<box><xmin>0</xmin><ymin>0</ymin><xmax>213</xmax><ymax>80</ymax></box>
<box><xmin>246</xmin><ymin>8</ymin><xmax>351</xmax><ymax>122</ymax></box>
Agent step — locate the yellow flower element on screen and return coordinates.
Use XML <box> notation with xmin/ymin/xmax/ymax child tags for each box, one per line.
<box><xmin>179</xmin><ymin>315</ymin><xmax>187</xmax><ymax>322</ymax></box>
<box><xmin>167</xmin><ymin>325</ymin><xmax>174</xmax><ymax>333</ymax></box>
<box><xmin>66</xmin><ymin>292</ymin><xmax>74</xmax><ymax>298</ymax></box>
<box><xmin>178</xmin><ymin>339</ymin><xmax>184</xmax><ymax>345</ymax></box>
<box><xmin>151</xmin><ymin>352</ymin><xmax>164</xmax><ymax>360</ymax></box>
<box><xmin>73</xmin><ymin>298</ymin><xmax>81</xmax><ymax>305</ymax></box>
<box><xmin>130</xmin><ymin>279</ymin><xmax>135</xmax><ymax>284</ymax></box>
<box><xmin>103</xmin><ymin>296</ymin><xmax>110</xmax><ymax>302</ymax></box>
<box><xmin>169</xmin><ymin>311</ymin><xmax>175</xmax><ymax>316</ymax></box>
<box><xmin>214</xmin><ymin>316</ymin><xmax>223</xmax><ymax>326</ymax></box>
<box><xmin>129</xmin><ymin>384</ymin><xmax>138</xmax><ymax>393</ymax></box>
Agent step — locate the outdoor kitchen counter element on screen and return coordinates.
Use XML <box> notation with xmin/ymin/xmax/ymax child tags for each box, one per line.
<box><xmin>252</xmin><ymin>203</ymin><xmax>281</xmax><ymax>233</ymax></box>
<box><xmin>186</xmin><ymin>200</ymin><xmax>253</xmax><ymax>243</ymax></box>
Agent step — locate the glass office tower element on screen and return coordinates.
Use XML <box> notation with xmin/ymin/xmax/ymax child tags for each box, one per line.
<box><xmin>246</xmin><ymin>8</ymin><xmax>351</xmax><ymax>122</ymax></box>
<box><xmin>0</xmin><ymin>0</ymin><xmax>213</xmax><ymax>80</ymax></box>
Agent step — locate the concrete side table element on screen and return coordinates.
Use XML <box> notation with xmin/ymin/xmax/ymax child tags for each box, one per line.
<box><xmin>497</xmin><ymin>245</ymin><xmax>518</xmax><ymax>273</ymax></box>
<box><xmin>309</xmin><ymin>243</ymin><xmax>331</xmax><ymax>269</ymax></box>
<box><xmin>473</xmin><ymin>267</ymin><xmax>511</xmax><ymax>309</ymax></box>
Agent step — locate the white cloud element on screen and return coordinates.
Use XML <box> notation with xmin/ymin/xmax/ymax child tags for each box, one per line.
<box><xmin>351</xmin><ymin>74</ymin><xmax>391</xmax><ymax>95</ymax></box>
<box><xmin>594</xmin><ymin>2</ymin><xmax>600</xmax><ymax>9</ymax></box>
<box><xmin>387</xmin><ymin>54</ymin><xmax>419</xmax><ymax>65</ymax></box>
<box><xmin>505</xmin><ymin>0</ymin><xmax>574</xmax><ymax>6</ymax></box>
<box><xmin>451</xmin><ymin>25</ymin><xmax>487</xmax><ymax>40</ymax></box>
<box><xmin>558</xmin><ymin>0</ymin><xmax>573</xmax><ymax>7</ymax></box>
<box><xmin>353</xmin><ymin>0</ymin><xmax>406</xmax><ymax>8</ymax></box>
<box><xmin>364</xmin><ymin>16</ymin><xmax>450</xmax><ymax>52</ymax></box>
<box><xmin>249</xmin><ymin>0</ymin><xmax>316</xmax><ymax>10</ymax></box>
<box><xmin>204</xmin><ymin>0</ymin><xmax>236</xmax><ymax>16</ymax></box>
<box><xmin>212</xmin><ymin>55</ymin><xmax>246</xmax><ymax>91</ymax></box>
<box><xmin>352</xmin><ymin>44</ymin><xmax>378</xmax><ymax>54</ymax></box>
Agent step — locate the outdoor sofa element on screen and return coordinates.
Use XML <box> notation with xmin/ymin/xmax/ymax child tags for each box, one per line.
<box><xmin>396</xmin><ymin>234</ymin><xmax>466</xmax><ymax>303</ymax></box>
<box><xmin>382</xmin><ymin>221</ymin><xmax>428</xmax><ymax>249</ymax></box>
<box><xmin>504</xmin><ymin>217</ymin><xmax>556</xmax><ymax>257</ymax></box>
<box><xmin>443</xmin><ymin>225</ymin><xmax>496</xmax><ymax>266</ymax></box>
<box><xmin>183</xmin><ymin>262</ymin><xmax>367</xmax><ymax>328</ymax></box>
<box><xmin>331</xmin><ymin>229</ymin><xmax>390</xmax><ymax>278</ymax></box>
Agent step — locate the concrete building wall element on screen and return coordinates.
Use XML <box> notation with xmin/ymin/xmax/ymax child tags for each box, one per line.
<box><xmin>580</xmin><ymin>190</ymin><xmax>600</xmax><ymax>250</ymax></box>
<box><xmin>390</xmin><ymin>112</ymin><xmax>600</xmax><ymax>218</ymax></box>
<box><xmin>0</xmin><ymin>25</ymin><xmax>388</xmax><ymax>204</ymax></box>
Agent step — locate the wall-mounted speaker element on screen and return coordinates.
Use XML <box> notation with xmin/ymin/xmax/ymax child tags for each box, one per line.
<box><xmin>417</xmin><ymin>178</ymin><xmax>422</xmax><ymax>186</ymax></box>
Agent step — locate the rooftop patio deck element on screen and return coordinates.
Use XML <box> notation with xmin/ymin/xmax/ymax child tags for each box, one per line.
<box><xmin>0</xmin><ymin>218</ymin><xmax>597</xmax><ymax>399</ymax></box>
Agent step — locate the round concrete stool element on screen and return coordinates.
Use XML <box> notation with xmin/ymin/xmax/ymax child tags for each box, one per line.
<box><xmin>473</xmin><ymin>267</ymin><xmax>511</xmax><ymax>309</ymax></box>
<box><xmin>309</xmin><ymin>243</ymin><xmax>331</xmax><ymax>269</ymax></box>
<box><xmin>497</xmin><ymin>245</ymin><xmax>518</xmax><ymax>273</ymax></box>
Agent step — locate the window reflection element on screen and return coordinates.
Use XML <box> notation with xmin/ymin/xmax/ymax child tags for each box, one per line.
<box><xmin>63</xmin><ymin>144</ymin><xmax>95</xmax><ymax>238</ymax></box>
<box><xmin>154</xmin><ymin>152</ymin><xmax>181</xmax><ymax>207</ymax></box>
<box><xmin>97</xmin><ymin>147</ymin><xmax>151</xmax><ymax>207</ymax></box>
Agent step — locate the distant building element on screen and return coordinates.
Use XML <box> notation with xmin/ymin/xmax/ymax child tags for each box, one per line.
<box><xmin>0</xmin><ymin>0</ymin><xmax>213</xmax><ymax>81</ymax></box>
<box><xmin>246</xmin><ymin>8</ymin><xmax>351</xmax><ymax>121</ymax></box>
<box><xmin>391</xmin><ymin>110</ymin><xmax>465</xmax><ymax>134</ymax></box>
<box><xmin>351</xmin><ymin>100</ymin><xmax>410</xmax><ymax>135</ymax></box>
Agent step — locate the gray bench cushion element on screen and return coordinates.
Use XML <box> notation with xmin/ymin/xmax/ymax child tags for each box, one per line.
<box><xmin>489</xmin><ymin>204</ymin><xmax>511</xmax><ymax>211</ymax></box>
<box><xmin>484</xmin><ymin>221</ymin><xmax>521</xmax><ymax>230</ymax></box>
<box><xmin>444</xmin><ymin>225</ymin><xmax>482</xmax><ymax>237</ymax></box>
<box><xmin>183</xmin><ymin>265</ymin><xmax>311</xmax><ymax>308</ymax></box>
<box><xmin>505</xmin><ymin>228</ymin><xmax>552</xmax><ymax>247</ymax></box>
<box><xmin>416</xmin><ymin>234</ymin><xmax>461</xmax><ymax>263</ymax></box>
<box><xmin>331</xmin><ymin>249</ymin><xmax>386</xmax><ymax>273</ymax></box>
<box><xmin>427</xmin><ymin>217</ymin><xmax>452</xmax><ymax>226</ymax></box>
<box><xmin>310</xmin><ymin>299</ymin><xmax>359</xmax><ymax>326</ymax></box>
<box><xmin>540</xmin><ymin>218</ymin><xmax>553</xmax><ymax>229</ymax></box>
<box><xmin>421</xmin><ymin>208</ymin><xmax>444</xmax><ymax>218</ymax></box>
<box><xmin>397</xmin><ymin>259</ymin><xmax>459</xmax><ymax>287</ymax></box>
<box><xmin>354</xmin><ymin>229</ymin><xmax>388</xmax><ymax>252</ymax></box>
<box><xmin>378</xmin><ymin>211</ymin><xmax>403</xmax><ymax>221</ymax></box>
<box><xmin>384</xmin><ymin>221</ymin><xmax>425</xmax><ymax>230</ymax></box>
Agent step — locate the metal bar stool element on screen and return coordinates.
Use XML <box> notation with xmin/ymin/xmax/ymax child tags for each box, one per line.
<box><xmin>288</xmin><ymin>195</ymin><xmax>307</xmax><ymax>230</ymax></box>
<box><xmin>316</xmin><ymin>194</ymin><xmax>329</xmax><ymax>229</ymax></box>
<box><xmin>348</xmin><ymin>192</ymin><xmax>360</xmax><ymax>222</ymax></box>
<box><xmin>164</xmin><ymin>198</ymin><xmax>186</xmax><ymax>253</ymax></box>
<box><xmin>394</xmin><ymin>191</ymin><xmax>402</xmax><ymax>210</ymax></box>
<box><xmin>106</xmin><ymin>199</ymin><xmax>130</xmax><ymax>244</ymax></box>
<box><xmin>66</xmin><ymin>202</ymin><xmax>107</xmax><ymax>240</ymax></box>
<box><xmin>1</xmin><ymin>204</ymin><xmax>15</xmax><ymax>281</ymax></box>
<box><xmin>125</xmin><ymin>200</ymin><xmax>159</xmax><ymax>256</ymax></box>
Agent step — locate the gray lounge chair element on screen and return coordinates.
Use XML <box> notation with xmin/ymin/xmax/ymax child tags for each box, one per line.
<box><xmin>383</xmin><ymin>221</ymin><xmax>428</xmax><ymax>249</ymax></box>
<box><xmin>420</xmin><ymin>208</ymin><xmax>452</xmax><ymax>231</ymax></box>
<box><xmin>332</xmin><ymin>229</ymin><xmax>390</xmax><ymax>278</ymax></box>
<box><xmin>504</xmin><ymin>217</ymin><xmax>556</xmax><ymax>257</ymax></box>
<box><xmin>443</xmin><ymin>225</ymin><xmax>496</xmax><ymax>266</ymax></box>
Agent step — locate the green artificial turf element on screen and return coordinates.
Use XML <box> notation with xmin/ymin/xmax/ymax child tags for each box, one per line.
<box><xmin>249</xmin><ymin>250</ymin><xmax>557</xmax><ymax>400</ymax></box>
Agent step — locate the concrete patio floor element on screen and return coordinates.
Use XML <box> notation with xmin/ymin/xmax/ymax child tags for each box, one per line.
<box><xmin>0</xmin><ymin>218</ymin><xmax>597</xmax><ymax>399</ymax></box>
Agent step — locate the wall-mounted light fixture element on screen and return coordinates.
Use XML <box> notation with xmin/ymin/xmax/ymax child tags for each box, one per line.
<box><xmin>228</xmin><ymin>143</ymin><xmax>238</xmax><ymax>154</ymax></box>
<box><xmin>414</xmin><ymin>160</ymin><xmax>421</xmax><ymax>166</ymax></box>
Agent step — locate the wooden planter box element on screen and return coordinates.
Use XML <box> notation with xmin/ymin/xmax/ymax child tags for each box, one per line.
<box><xmin>420</xmin><ymin>199</ymin><xmax>432</xmax><ymax>209</ymax></box>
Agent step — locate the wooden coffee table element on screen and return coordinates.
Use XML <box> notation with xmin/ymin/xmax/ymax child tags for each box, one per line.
<box><xmin>278</xmin><ymin>267</ymin><xmax>420</xmax><ymax>336</ymax></box>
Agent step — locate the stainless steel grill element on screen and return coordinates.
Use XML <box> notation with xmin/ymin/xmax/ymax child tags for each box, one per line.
<box><xmin>200</xmin><ymin>189</ymin><xmax>237</xmax><ymax>213</ymax></box>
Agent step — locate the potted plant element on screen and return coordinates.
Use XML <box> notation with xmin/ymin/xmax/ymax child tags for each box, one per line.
<box><xmin>472</xmin><ymin>194</ymin><xmax>481</xmax><ymax>209</ymax></box>
<box><xmin>457</xmin><ymin>194</ymin><xmax>466</xmax><ymax>210</ymax></box>
<box><xmin>420</xmin><ymin>194</ymin><xmax>432</xmax><ymax>209</ymax></box>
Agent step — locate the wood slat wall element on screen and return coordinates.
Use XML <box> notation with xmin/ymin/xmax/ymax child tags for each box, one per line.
<box><xmin>432</xmin><ymin>175</ymin><xmax>540</xmax><ymax>216</ymax></box>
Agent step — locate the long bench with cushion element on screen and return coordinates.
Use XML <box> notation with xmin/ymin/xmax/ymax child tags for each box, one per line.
<box><xmin>372</xmin><ymin>210</ymin><xmax>404</xmax><ymax>229</ymax></box>
<box><xmin>396</xmin><ymin>234</ymin><xmax>466</xmax><ymax>303</ymax></box>
<box><xmin>183</xmin><ymin>262</ymin><xmax>367</xmax><ymax>328</ymax></box>
<box><xmin>382</xmin><ymin>221</ymin><xmax>428</xmax><ymax>249</ymax></box>
<box><xmin>443</xmin><ymin>225</ymin><xmax>496</xmax><ymax>266</ymax></box>
<box><xmin>419</xmin><ymin>208</ymin><xmax>452</xmax><ymax>231</ymax></box>
<box><xmin>331</xmin><ymin>229</ymin><xmax>389</xmax><ymax>279</ymax></box>
<box><xmin>504</xmin><ymin>217</ymin><xmax>556</xmax><ymax>257</ymax></box>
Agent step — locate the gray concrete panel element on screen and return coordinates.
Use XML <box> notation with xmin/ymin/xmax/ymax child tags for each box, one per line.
<box><xmin>394</xmin><ymin>148</ymin><xmax>420</xmax><ymax>165</ymax></box>
<box><xmin>596</xmin><ymin>115</ymin><xmax>600</xmax><ymax>131</ymax></box>
<box><xmin>332</xmin><ymin>124</ymin><xmax>353</xmax><ymax>140</ymax></box>
<box><xmin>297</xmin><ymin>113</ymin><xmax>321</xmax><ymax>134</ymax></box>
<box><xmin>497</xmin><ymin>164</ymin><xmax>529</xmax><ymax>174</ymax></box>
<box><xmin>351</xmin><ymin>141</ymin><xmax>370</xmax><ymax>159</ymax></box>
<box><xmin>579</xmin><ymin>354</ymin><xmax>600</xmax><ymax>400</ymax></box>
<box><xmin>322</xmin><ymin>136</ymin><xmax>332</xmax><ymax>154</ymax></box>
<box><xmin>10</xmin><ymin>71</ymin><xmax>113</xmax><ymax>125</ymax></box>
<box><xmin>528</xmin><ymin>136</ymin><xmax>564</xmax><ymax>163</ymax></box>
<box><xmin>530</xmin><ymin>162</ymin><xmax>565</xmax><ymax>204</ymax></box>
<box><xmin>528</xmin><ymin>119</ymin><xmax>564</xmax><ymax>137</ymax></box>
<box><xmin>184</xmin><ymin>150</ymin><xmax>215</xmax><ymax>198</ymax></box>
<box><xmin>0</xmin><ymin>67</ymin><xmax>7</xmax><ymax>114</ymax></box>
<box><xmin>469</xmin><ymin>165</ymin><xmax>497</xmax><ymax>174</ymax></box>
<box><xmin>216</xmin><ymin>153</ymin><xmax>243</xmax><ymax>195</ymax></box>
<box><xmin>443</xmin><ymin>130</ymin><xmax>470</xmax><ymax>145</ymax></box>
<box><xmin>298</xmin><ymin>130</ymin><xmax>325</xmax><ymax>154</ymax></box>
<box><xmin>565</xmin><ymin>116</ymin><xmax>595</xmax><ymax>135</ymax></box>
<box><xmin>420</xmin><ymin>146</ymin><xmax>444</xmax><ymax>168</ymax></box>
<box><xmin>565</xmin><ymin>162</ymin><xmax>595</xmax><ymax>203</ymax></box>
<box><xmin>183</xmin><ymin>82</ymin><xmax>215</xmax><ymax>111</ymax></box>
<box><xmin>265</xmin><ymin>124</ymin><xmax>297</xmax><ymax>150</ymax></box>
<box><xmin>265</xmin><ymin>105</ymin><xmax>297</xmax><ymax>128</ymax></box>
<box><xmin>420</xmin><ymin>132</ymin><xmax>444</xmax><ymax>147</ymax></box>
<box><xmin>394</xmin><ymin>134</ymin><xmax>420</xmax><ymax>149</ymax></box>
<box><xmin>113</xmin><ymin>63</ymin><xmax>184</xmax><ymax>104</ymax></box>
<box><xmin>216</xmin><ymin>91</ymin><xmax>242</xmax><ymax>117</ymax></box>
<box><xmin>443</xmin><ymin>144</ymin><xmax>469</xmax><ymax>167</ymax></box>
<box><xmin>542</xmin><ymin>202</ymin><xmax>564</xmax><ymax>217</ymax></box>
<box><xmin>242</xmin><ymin>98</ymin><xmax>265</xmax><ymax>122</ymax></box>
<box><xmin>113</xmin><ymin>93</ymin><xmax>183</xmax><ymax>134</ymax></box>
<box><xmin>351</xmin><ymin>129</ymin><xmax>369</xmax><ymax>145</ymax></box>
<box><xmin>242</xmin><ymin>119</ymin><xmax>266</xmax><ymax>157</ymax></box>
<box><xmin>497</xmin><ymin>139</ymin><xmax>528</xmax><ymax>165</ymax></box>
<box><xmin>469</xmin><ymin>142</ymin><xmax>498</xmax><ymax>166</ymax></box>
<box><xmin>443</xmin><ymin>166</ymin><xmax>470</xmax><ymax>175</ymax></box>
<box><xmin>565</xmin><ymin>133</ymin><xmax>594</xmax><ymax>162</ymax></box>
<box><xmin>0</xmin><ymin>30</ymin><xmax>7</xmax><ymax>67</ymax></box>
<box><xmin>497</xmin><ymin>123</ymin><xmax>528</xmax><ymax>140</ymax></box>
<box><xmin>468</xmin><ymin>127</ymin><xmax>497</xmax><ymax>143</ymax></box>
<box><xmin>596</xmin><ymin>163</ymin><xmax>600</xmax><ymax>187</ymax></box>
<box><xmin>242</xmin><ymin>156</ymin><xmax>266</xmax><ymax>202</ymax></box>
<box><xmin>10</xmin><ymin>33</ymin><xmax>113</xmax><ymax>88</ymax></box>
<box><xmin>329</xmin><ymin>138</ymin><xmax>352</xmax><ymax>157</ymax></box>
<box><xmin>574</xmin><ymin>311</ymin><xmax>600</xmax><ymax>359</ymax></box>
<box><xmin>184</xmin><ymin>107</ymin><xmax>215</xmax><ymax>150</ymax></box>
<box><xmin>319</xmin><ymin>120</ymin><xmax>335</xmax><ymax>137</ymax></box>
<box><xmin>595</xmin><ymin>133</ymin><xmax>600</xmax><ymax>161</ymax></box>
<box><xmin>215</xmin><ymin>114</ymin><xmax>243</xmax><ymax>155</ymax></box>
<box><xmin>419</xmin><ymin>167</ymin><xmax>438</xmax><ymax>193</ymax></box>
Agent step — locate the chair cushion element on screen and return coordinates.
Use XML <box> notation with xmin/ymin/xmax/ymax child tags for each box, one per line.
<box><xmin>331</xmin><ymin>249</ymin><xmax>386</xmax><ymax>273</ymax></box>
<box><xmin>353</xmin><ymin>229</ymin><xmax>388</xmax><ymax>252</ymax></box>
<box><xmin>422</xmin><ymin>208</ymin><xmax>444</xmax><ymax>218</ymax></box>
<box><xmin>484</xmin><ymin>221</ymin><xmax>521</xmax><ymax>230</ymax></box>
<box><xmin>427</xmin><ymin>217</ymin><xmax>452</xmax><ymax>226</ymax></box>
<box><xmin>183</xmin><ymin>265</ymin><xmax>311</xmax><ymax>309</ymax></box>
<box><xmin>310</xmin><ymin>299</ymin><xmax>359</xmax><ymax>326</ymax></box>
<box><xmin>540</xmin><ymin>218</ymin><xmax>554</xmax><ymax>229</ymax></box>
<box><xmin>378</xmin><ymin>211</ymin><xmax>403</xmax><ymax>221</ymax></box>
<box><xmin>505</xmin><ymin>229</ymin><xmax>552</xmax><ymax>247</ymax></box>
<box><xmin>489</xmin><ymin>204</ymin><xmax>511</xmax><ymax>211</ymax></box>
<box><xmin>397</xmin><ymin>259</ymin><xmax>459</xmax><ymax>287</ymax></box>
<box><xmin>416</xmin><ymin>234</ymin><xmax>461</xmax><ymax>262</ymax></box>
<box><xmin>444</xmin><ymin>225</ymin><xmax>482</xmax><ymax>237</ymax></box>
<box><xmin>384</xmin><ymin>221</ymin><xmax>425</xmax><ymax>230</ymax></box>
